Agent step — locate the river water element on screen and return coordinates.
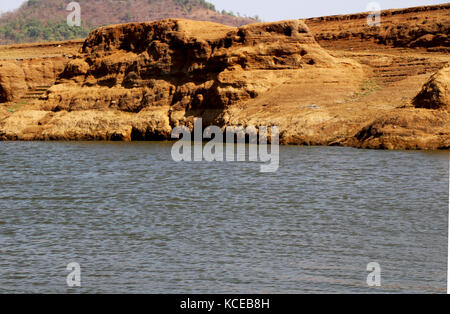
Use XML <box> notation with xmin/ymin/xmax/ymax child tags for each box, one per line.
<box><xmin>0</xmin><ymin>142</ymin><xmax>448</xmax><ymax>293</ymax></box>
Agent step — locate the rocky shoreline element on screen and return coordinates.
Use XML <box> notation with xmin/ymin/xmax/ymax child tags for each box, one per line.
<box><xmin>0</xmin><ymin>4</ymin><xmax>449</xmax><ymax>149</ymax></box>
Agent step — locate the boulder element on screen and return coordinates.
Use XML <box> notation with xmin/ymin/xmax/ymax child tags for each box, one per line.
<box><xmin>413</xmin><ymin>65</ymin><xmax>449</xmax><ymax>111</ymax></box>
<box><xmin>0</xmin><ymin>62</ymin><xmax>27</xmax><ymax>102</ymax></box>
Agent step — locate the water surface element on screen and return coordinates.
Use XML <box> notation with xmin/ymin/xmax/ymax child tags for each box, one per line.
<box><xmin>0</xmin><ymin>142</ymin><xmax>448</xmax><ymax>293</ymax></box>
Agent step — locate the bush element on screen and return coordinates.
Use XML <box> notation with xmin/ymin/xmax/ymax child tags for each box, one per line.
<box><xmin>27</xmin><ymin>0</ymin><xmax>39</xmax><ymax>7</ymax></box>
<box><xmin>0</xmin><ymin>18</ymin><xmax>90</xmax><ymax>43</ymax></box>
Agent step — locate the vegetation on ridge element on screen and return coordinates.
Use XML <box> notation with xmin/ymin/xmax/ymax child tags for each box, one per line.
<box><xmin>0</xmin><ymin>0</ymin><xmax>259</xmax><ymax>44</ymax></box>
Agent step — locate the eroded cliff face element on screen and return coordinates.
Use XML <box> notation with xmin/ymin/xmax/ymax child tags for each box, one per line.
<box><xmin>47</xmin><ymin>20</ymin><xmax>323</xmax><ymax>115</ymax></box>
<box><xmin>0</xmin><ymin>58</ymin><xmax>66</xmax><ymax>102</ymax></box>
<box><xmin>5</xmin><ymin>18</ymin><xmax>361</xmax><ymax>141</ymax></box>
<box><xmin>305</xmin><ymin>4</ymin><xmax>450</xmax><ymax>50</ymax></box>
<box><xmin>0</xmin><ymin>9</ymin><xmax>449</xmax><ymax>149</ymax></box>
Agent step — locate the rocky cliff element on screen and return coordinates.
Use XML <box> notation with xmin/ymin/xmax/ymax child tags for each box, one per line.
<box><xmin>305</xmin><ymin>4</ymin><xmax>450</xmax><ymax>50</ymax></box>
<box><xmin>0</xmin><ymin>5</ymin><xmax>449</xmax><ymax>149</ymax></box>
<box><xmin>414</xmin><ymin>65</ymin><xmax>449</xmax><ymax>111</ymax></box>
<box><xmin>1</xmin><ymin>19</ymin><xmax>364</xmax><ymax>141</ymax></box>
<box><xmin>0</xmin><ymin>40</ymin><xmax>82</xmax><ymax>102</ymax></box>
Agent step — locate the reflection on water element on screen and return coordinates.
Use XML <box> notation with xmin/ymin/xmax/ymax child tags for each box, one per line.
<box><xmin>0</xmin><ymin>142</ymin><xmax>448</xmax><ymax>293</ymax></box>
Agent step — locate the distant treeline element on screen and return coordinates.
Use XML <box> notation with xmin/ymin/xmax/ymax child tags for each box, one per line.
<box><xmin>0</xmin><ymin>19</ymin><xmax>90</xmax><ymax>43</ymax></box>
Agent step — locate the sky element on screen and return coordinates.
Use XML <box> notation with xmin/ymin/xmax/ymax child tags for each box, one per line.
<box><xmin>0</xmin><ymin>0</ymin><xmax>447</xmax><ymax>20</ymax></box>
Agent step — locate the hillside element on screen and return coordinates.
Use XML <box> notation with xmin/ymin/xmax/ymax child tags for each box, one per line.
<box><xmin>0</xmin><ymin>0</ymin><xmax>259</xmax><ymax>44</ymax></box>
<box><xmin>305</xmin><ymin>4</ymin><xmax>449</xmax><ymax>50</ymax></box>
<box><xmin>0</xmin><ymin>5</ymin><xmax>448</xmax><ymax>149</ymax></box>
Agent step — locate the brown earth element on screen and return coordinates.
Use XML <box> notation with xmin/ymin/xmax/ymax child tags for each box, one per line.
<box><xmin>306</xmin><ymin>4</ymin><xmax>449</xmax><ymax>50</ymax></box>
<box><xmin>0</xmin><ymin>40</ymin><xmax>83</xmax><ymax>102</ymax></box>
<box><xmin>0</xmin><ymin>4</ymin><xmax>449</xmax><ymax>149</ymax></box>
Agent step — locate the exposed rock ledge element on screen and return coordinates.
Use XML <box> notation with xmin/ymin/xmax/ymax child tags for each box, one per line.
<box><xmin>0</xmin><ymin>17</ymin><xmax>449</xmax><ymax>149</ymax></box>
